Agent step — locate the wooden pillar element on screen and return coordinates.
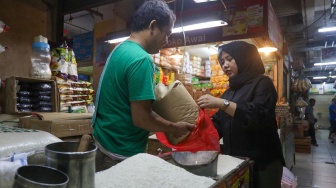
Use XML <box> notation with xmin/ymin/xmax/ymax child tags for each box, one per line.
<box><xmin>277</xmin><ymin>56</ymin><xmax>283</xmax><ymax>100</ymax></box>
<box><xmin>92</xmin><ymin>16</ymin><xmax>126</xmax><ymax>91</ymax></box>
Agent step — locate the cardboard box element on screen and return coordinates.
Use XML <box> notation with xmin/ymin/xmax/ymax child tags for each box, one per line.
<box><xmin>19</xmin><ymin>112</ymin><xmax>93</xmax><ymax>138</ymax></box>
<box><xmin>295</xmin><ymin>137</ymin><xmax>311</xmax><ymax>153</ymax></box>
<box><xmin>2</xmin><ymin>76</ymin><xmax>59</xmax><ymax>114</ymax></box>
<box><xmin>294</xmin><ymin>124</ymin><xmax>304</xmax><ymax>137</ymax></box>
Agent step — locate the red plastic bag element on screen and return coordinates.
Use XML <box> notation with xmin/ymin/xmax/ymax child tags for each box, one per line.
<box><xmin>156</xmin><ymin>108</ymin><xmax>220</xmax><ymax>152</ymax></box>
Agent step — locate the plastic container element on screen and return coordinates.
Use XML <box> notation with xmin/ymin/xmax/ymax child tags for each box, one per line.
<box><xmin>29</xmin><ymin>36</ymin><xmax>51</xmax><ymax>79</ymax></box>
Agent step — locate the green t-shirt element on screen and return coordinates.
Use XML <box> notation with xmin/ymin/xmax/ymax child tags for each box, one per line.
<box><xmin>93</xmin><ymin>41</ymin><xmax>156</xmax><ymax>157</ymax></box>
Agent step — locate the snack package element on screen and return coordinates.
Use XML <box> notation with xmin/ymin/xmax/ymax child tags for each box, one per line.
<box><xmin>68</xmin><ymin>49</ymin><xmax>78</xmax><ymax>82</ymax></box>
<box><xmin>50</xmin><ymin>48</ymin><xmax>69</xmax><ymax>81</ymax></box>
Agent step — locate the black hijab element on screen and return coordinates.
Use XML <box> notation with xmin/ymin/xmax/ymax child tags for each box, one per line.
<box><xmin>218</xmin><ymin>41</ymin><xmax>265</xmax><ymax>90</ymax></box>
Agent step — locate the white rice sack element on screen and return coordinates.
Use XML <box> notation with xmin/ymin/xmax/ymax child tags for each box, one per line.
<box><xmin>95</xmin><ymin>153</ymin><xmax>215</xmax><ymax>188</ymax></box>
<box><xmin>0</xmin><ymin>125</ymin><xmax>62</xmax><ymax>159</ymax></box>
<box><xmin>0</xmin><ymin>159</ymin><xmax>27</xmax><ymax>188</ymax></box>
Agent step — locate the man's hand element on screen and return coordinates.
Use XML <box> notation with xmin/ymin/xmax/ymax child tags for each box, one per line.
<box><xmin>172</xmin><ymin>122</ymin><xmax>195</xmax><ymax>138</ymax></box>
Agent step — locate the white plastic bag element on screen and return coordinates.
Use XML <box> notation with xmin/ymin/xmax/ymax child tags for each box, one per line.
<box><xmin>0</xmin><ymin>20</ymin><xmax>9</xmax><ymax>33</ymax></box>
<box><xmin>0</xmin><ymin>155</ymin><xmax>28</xmax><ymax>188</ymax></box>
<box><xmin>0</xmin><ymin>44</ymin><xmax>7</xmax><ymax>54</ymax></box>
<box><xmin>281</xmin><ymin>167</ymin><xmax>297</xmax><ymax>188</ymax></box>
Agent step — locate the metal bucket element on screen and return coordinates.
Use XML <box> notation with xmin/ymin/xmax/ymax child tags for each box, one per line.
<box><xmin>45</xmin><ymin>142</ymin><xmax>97</xmax><ymax>188</ymax></box>
<box><xmin>13</xmin><ymin>165</ymin><xmax>69</xmax><ymax>188</ymax></box>
<box><xmin>170</xmin><ymin>151</ymin><xmax>218</xmax><ymax>177</ymax></box>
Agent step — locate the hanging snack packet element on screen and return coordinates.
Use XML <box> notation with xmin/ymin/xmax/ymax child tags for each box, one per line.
<box><xmin>50</xmin><ymin>48</ymin><xmax>69</xmax><ymax>81</ymax></box>
<box><xmin>68</xmin><ymin>49</ymin><xmax>78</xmax><ymax>82</ymax></box>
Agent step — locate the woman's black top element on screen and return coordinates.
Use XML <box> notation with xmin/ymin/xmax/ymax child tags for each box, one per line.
<box><xmin>212</xmin><ymin>75</ymin><xmax>286</xmax><ymax>170</ymax></box>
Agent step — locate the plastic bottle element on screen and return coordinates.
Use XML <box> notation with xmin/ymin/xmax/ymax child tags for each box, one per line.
<box><xmin>29</xmin><ymin>35</ymin><xmax>52</xmax><ymax>79</ymax></box>
<box><xmin>87</xmin><ymin>103</ymin><xmax>95</xmax><ymax>114</ymax></box>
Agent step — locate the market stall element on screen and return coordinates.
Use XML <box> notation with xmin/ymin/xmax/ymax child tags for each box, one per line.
<box><xmin>148</xmin><ymin>0</ymin><xmax>295</xmax><ymax>170</ymax></box>
<box><xmin>0</xmin><ymin>0</ymin><xmax>296</xmax><ymax>187</ymax></box>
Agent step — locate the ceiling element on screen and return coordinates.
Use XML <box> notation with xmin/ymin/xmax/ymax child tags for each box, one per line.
<box><xmin>272</xmin><ymin>0</ymin><xmax>336</xmax><ymax>84</ymax></box>
<box><xmin>60</xmin><ymin>0</ymin><xmax>336</xmax><ymax>82</ymax></box>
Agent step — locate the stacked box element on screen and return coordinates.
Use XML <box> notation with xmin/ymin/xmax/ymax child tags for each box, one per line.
<box><xmin>293</xmin><ymin>120</ymin><xmax>309</xmax><ymax>137</ymax></box>
<box><xmin>295</xmin><ymin>137</ymin><xmax>311</xmax><ymax>153</ymax></box>
<box><xmin>294</xmin><ymin>124</ymin><xmax>304</xmax><ymax>137</ymax></box>
<box><xmin>19</xmin><ymin>112</ymin><xmax>93</xmax><ymax>138</ymax></box>
<box><xmin>2</xmin><ymin>76</ymin><xmax>59</xmax><ymax>114</ymax></box>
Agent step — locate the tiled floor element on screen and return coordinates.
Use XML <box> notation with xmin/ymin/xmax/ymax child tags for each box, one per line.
<box><xmin>292</xmin><ymin>129</ymin><xmax>336</xmax><ymax>188</ymax></box>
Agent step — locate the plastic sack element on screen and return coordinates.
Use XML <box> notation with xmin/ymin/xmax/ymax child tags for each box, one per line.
<box><xmin>0</xmin><ymin>44</ymin><xmax>7</xmax><ymax>54</ymax></box>
<box><xmin>0</xmin><ymin>125</ymin><xmax>62</xmax><ymax>159</ymax></box>
<box><xmin>156</xmin><ymin>108</ymin><xmax>220</xmax><ymax>152</ymax></box>
<box><xmin>68</xmin><ymin>49</ymin><xmax>78</xmax><ymax>82</ymax></box>
<box><xmin>281</xmin><ymin>167</ymin><xmax>297</xmax><ymax>188</ymax></box>
<box><xmin>0</xmin><ymin>158</ymin><xmax>27</xmax><ymax>188</ymax></box>
<box><xmin>153</xmin><ymin>80</ymin><xmax>199</xmax><ymax>145</ymax></box>
<box><xmin>0</xmin><ymin>20</ymin><xmax>9</xmax><ymax>33</ymax></box>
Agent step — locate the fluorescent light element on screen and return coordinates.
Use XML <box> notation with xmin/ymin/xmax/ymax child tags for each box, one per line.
<box><xmin>106</xmin><ymin>20</ymin><xmax>227</xmax><ymax>44</ymax></box>
<box><xmin>311</xmin><ymin>76</ymin><xmax>336</xmax><ymax>79</ymax></box>
<box><xmin>257</xmin><ymin>47</ymin><xmax>277</xmax><ymax>54</ymax></box>
<box><xmin>106</xmin><ymin>36</ymin><xmax>129</xmax><ymax>44</ymax></box>
<box><xmin>193</xmin><ymin>0</ymin><xmax>218</xmax><ymax>3</ymax></box>
<box><xmin>172</xmin><ymin>20</ymin><xmax>227</xmax><ymax>33</ymax></box>
<box><xmin>313</xmin><ymin>76</ymin><xmax>327</xmax><ymax>79</ymax></box>
<box><xmin>318</xmin><ymin>27</ymin><xmax>336</xmax><ymax>32</ymax></box>
<box><xmin>314</xmin><ymin>62</ymin><xmax>336</xmax><ymax>66</ymax></box>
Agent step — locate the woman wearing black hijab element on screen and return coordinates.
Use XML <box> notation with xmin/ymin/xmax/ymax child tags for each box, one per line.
<box><xmin>198</xmin><ymin>41</ymin><xmax>285</xmax><ymax>188</ymax></box>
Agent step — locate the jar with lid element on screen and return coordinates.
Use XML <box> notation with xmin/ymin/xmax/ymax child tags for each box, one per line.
<box><xmin>29</xmin><ymin>35</ymin><xmax>51</xmax><ymax>79</ymax></box>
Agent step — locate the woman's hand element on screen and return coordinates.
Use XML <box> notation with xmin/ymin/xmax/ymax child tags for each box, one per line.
<box><xmin>197</xmin><ymin>94</ymin><xmax>223</xmax><ymax>108</ymax></box>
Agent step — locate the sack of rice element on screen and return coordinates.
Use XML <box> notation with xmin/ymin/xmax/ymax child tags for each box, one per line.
<box><xmin>153</xmin><ymin>80</ymin><xmax>199</xmax><ymax>145</ymax></box>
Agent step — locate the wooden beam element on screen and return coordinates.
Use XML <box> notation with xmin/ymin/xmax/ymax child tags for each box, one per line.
<box><xmin>63</xmin><ymin>0</ymin><xmax>120</xmax><ymax>14</ymax></box>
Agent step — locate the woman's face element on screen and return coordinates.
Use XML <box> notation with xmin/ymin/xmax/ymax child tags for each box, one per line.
<box><xmin>219</xmin><ymin>51</ymin><xmax>238</xmax><ymax>78</ymax></box>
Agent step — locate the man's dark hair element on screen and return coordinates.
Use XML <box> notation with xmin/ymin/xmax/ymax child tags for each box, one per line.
<box><xmin>309</xmin><ymin>98</ymin><xmax>316</xmax><ymax>103</ymax></box>
<box><xmin>131</xmin><ymin>0</ymin><xmax>176</xmax><ymax>32</ymax></box>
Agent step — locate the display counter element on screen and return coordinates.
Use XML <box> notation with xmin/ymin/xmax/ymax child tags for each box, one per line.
<box><xmin>146</xmin><ymin>136</ymin><xmax>253</xmax><ymax>188</ymax></box>
<box><xmin>95</xmin><ymin>152</ymin><xmax>252</xmax><ymax>188</ymax></box>
<box><xmin>0</xmin><ymin>125</ymin><xmax>252</xmax><ymax>188</ymax></box>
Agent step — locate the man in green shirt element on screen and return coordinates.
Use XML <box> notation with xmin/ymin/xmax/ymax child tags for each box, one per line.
<box><xmin>92</xmin><ymin>0</ymin><xmax>195</xmax><ymax>171</ymax></box>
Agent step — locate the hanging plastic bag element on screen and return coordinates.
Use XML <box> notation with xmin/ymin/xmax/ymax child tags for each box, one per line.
<box><xmin>0</xmin><ymin>20</ymin><xmax>9</xmax><ymax>33</ymax></box>
<box><xmin>156</xmin><ymin>108</ymin><xmax>220</xmax><ymax>152</ymax></box>
<box><xmin>0</xmin><ymin>44</ymin><xmax>7</xmax><ymax>54</ymax></box>
<box><xmin>281</xmin><ymin>167</ymin><xmax>297</xmax><ymax>188</ymax></box>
